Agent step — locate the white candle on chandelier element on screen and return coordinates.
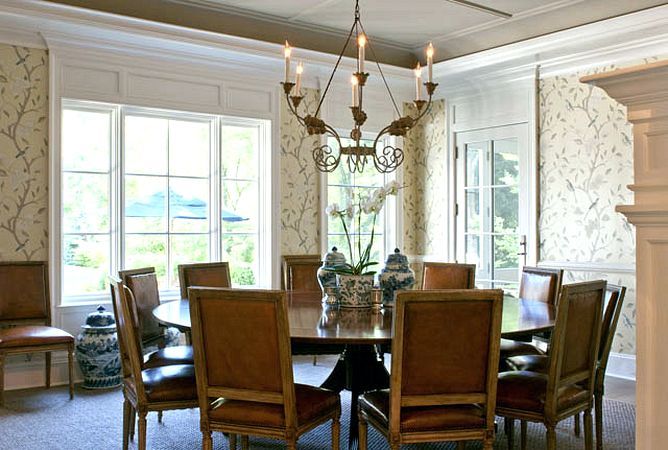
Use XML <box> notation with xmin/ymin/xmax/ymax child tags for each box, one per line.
<box><xmin>426</xmin><ymin>42</ymin><xmax>434</xmax><ymax>83</ymax></box>
<box><xmin>351</xmin><ymin>75</ymin><xmax>359</xmax><ymax>107</ymax></box>
<box><xmin>284</xmin><ymin>41</ymin><xmax>292</xmax><ymax>83</ymax></box>
<box><xmin>295</xmin><ymin>62</ymin><xmax>304</xmax><ymax>95</ymax></box>
<box><xmin>414</xmin><ymin>62</ymin><xmax>422</xmax><ymax>101</ymax></box>
<box><xmin>357</xmin><ymin>34</ymin><xmax>367</xmax><ymax>73</ymax></box>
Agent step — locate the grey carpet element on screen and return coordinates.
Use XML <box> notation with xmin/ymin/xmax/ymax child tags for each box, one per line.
<box><xmin>0</xmin><ymin>357</ymin><xmax>635</xmax><ymax>449</ymax></box>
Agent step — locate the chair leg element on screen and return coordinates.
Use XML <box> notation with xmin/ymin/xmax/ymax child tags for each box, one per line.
<box><xmin>584</xmin><ymin>408</ymin><xmax>594</xmax><ymax>450</ymax></box>
<box><xmin>0</xmin><ymin>352</ymin><xmax>5</xmax><ymax>406</ymax></box>
<box><xmin>122</xmin><ymin>400</ymin><xmax>131</xmax><ymax>450</ymax></box>
<box><xmin>332</xmin><ymin>415</ymin><xmax>340</xmax><ymax>450</ymax></box>
<box><xmin>202</xmin><ymin>431</ymin><xmax>213</xmax><ymax>450</ymax></box>
<box><xmin>520</xmin><ymin>420</ymin><xmax>527</xmax><ymax>450</ymax></box>
<box><xmin>241</xmin><ymin>435</ymin><xmax>249</xmax><ymax>450</ymax></box>
<box><xmin>457</xmin><ymin>441</ymin><xmax>466</xmax><ymax>450</ymax></box>
<box><xmin>506</xmin><ymin>418</ymin><xmax>515</xmax><ymax>450</ymax></box>
<box><xmin>574</xmin><ymin>412</ymin><xmax>581</xmax><ymax>436</ymax></box>
<box><xmin>595</xmin><ymin>393</ymin><xmax>603</xmax><ymax>450</ymax></box>
<box><xmin>45</xmin><ymin>351</ymin><xmax>51</xmax><ymax>388</ymax></box>
<box><xmin>483</xmin><ymin>436</ymin><xmax>494</xmax><ymax>450</ymax></box>
<box><xmin>313</xmin><ymin>355</ymin><xmax>317</xmax><ymax>366</ymax></box>
<box><xmin>68</xmin><ymin>344</ymin><xmax>75</xmax><ymax>400</ymax></box>
<box><xmin>229</xmin><ymin>434</ymin><xmax>237</xmax><ymax>450</ymax></box>
<box><xmin>138</xmin><ymin>412</ymin><xmax>148</xmax><ymax>450</ymax></box>
<box><xmin>158</xmin><ymin>411</ymin><xmax>163</xmax><ymax>423</ymax></box>
<box><xmin>546</xmin><ymin>425</ymin><xmax>557</xmax><ymax>450</ymax></box>
<box><xmin>358</xmin><ymin>415</ymin><xmax>367</xmax><ymax>450</ymax></box>
<box><xmin>130</xmin><ymin>407</ymin><xmax>136</xmax><ymax>441</ymax></box>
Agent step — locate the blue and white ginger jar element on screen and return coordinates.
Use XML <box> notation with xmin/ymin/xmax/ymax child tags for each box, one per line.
<box><xmin>317</xmin><ymin>247</ymin><xmax>347</xmax><ymax>294</ymax></box>
<box><xmin>75</xmin><ymin>305</ymin><xmax>122</xmax><ymax>389</ymax></box>
<box><xmin>379</xmin><ymin>248</ymin><xmax>416</xmax><ymax>305</ymax></box>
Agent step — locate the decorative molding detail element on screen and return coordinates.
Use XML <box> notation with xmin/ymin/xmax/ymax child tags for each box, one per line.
<box><xmin>537</xmin><ymin>260</ymin><xmax>636</xmax><ymax>274</ymax></box>
<box><xmin>616</xmin><ymin>206</ymin><xmax>668</xmax><ymax>226</ymax></box>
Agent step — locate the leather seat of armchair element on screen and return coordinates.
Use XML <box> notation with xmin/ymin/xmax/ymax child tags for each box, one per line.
<box><xmin>0</xmin><ymin>326</ymin><xmax>73</xmax><ymax>347</ymax></box>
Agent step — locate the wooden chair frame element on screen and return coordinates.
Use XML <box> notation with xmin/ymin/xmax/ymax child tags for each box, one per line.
<box><xmin>118</xmin><ymin>267</ymin><xmax>168</xmax><ymax>349</ymax></box>
<box><xmin>110</xmin><ymin>277</ymin><xmax>198</xmax><ymax>450</ymax></box>
<box><xmin>281</xmin><ymin>254</ymin><xmax>322</xmax><ymax>291</ymax></box>
<box><xmin>0</xmin><ymin>261</ymin><xmax>74</xmax><ymax>405</ymax></box>
<box><xmin>189</xmin><ymin>287</ymin><xmax>341</xmax><ymax>450</ymax></box>
<box><xmin>421</xmin><ymin>262</ymin><xmax>476</xmax><ymax>289</ymax></box>
<box><xmin>519</xmin><ymin>266</ymin><xmax>564</xmax><ymax>305</ymax></box>
<box><xmin>497</xmin><ymin>280</ymin><xmax>606</xmax><ymax>450</ymax></box>
<box><xmin>359</xmin><ymin>289</ymin><xmax>503</xmax><ymax>450</ymax></box>
<box><xmin>177</xmin><ymin>262</ymin><xmax>231</xmax><ymax>300</ymax></box>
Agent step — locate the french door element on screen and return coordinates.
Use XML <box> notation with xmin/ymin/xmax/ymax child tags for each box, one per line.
<box><xmin>455</xmin><ymin>124</ymin><xmax>529</xmax><ymax>294</ymax></box>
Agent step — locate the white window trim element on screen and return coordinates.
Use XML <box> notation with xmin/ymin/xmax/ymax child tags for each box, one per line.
<box><xmin>56</xmin><ymin>99</ymin><xmax>273</xmax><ymax>306</ymax></box>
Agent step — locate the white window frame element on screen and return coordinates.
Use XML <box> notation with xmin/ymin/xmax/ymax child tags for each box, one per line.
<box><xmin>319</xmin><ymin>132</ymin><xmax>403</xmax><ymax>261</ymax></box>
<box><xmin>58</xmin><ymin>99</ymin><xmax>272</xmax><ymax>305</ymax></box>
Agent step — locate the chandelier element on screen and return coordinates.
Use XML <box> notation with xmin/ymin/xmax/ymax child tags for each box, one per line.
<box><xmin>280</xmin><ymin>0</ymin><xmax>437</xmax><ymax>173</ymax></box>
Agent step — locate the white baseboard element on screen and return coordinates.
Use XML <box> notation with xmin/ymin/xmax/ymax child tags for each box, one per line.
<box><xmin>607</xmin><ymin>352</ymin><xmax>636</xmax><ymax>381</ymax></box>
<box><xmin>3</xmin><ymin>352</ymin><xmax>82</xmax><ymax>391</ymax></box>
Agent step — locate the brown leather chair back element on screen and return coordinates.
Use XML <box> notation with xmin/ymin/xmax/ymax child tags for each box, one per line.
<box><xmin>421</xmin><ymin>262</ymin><xmax>476</xmax><ymax>290</ymax></box>
<box><xmin>596</xmin><ymin>284</ymin><xmax>626</xmax><ymax>387</ymax></box>
<box><xmin>189</xmin><ymin>287</ymin><xmax>297</xmax><ymax>425</ymax></box>
<box><xmin>546</xmin><ymin>280</ymin><xmax>605</xmax><ymax>411</ymax></box>
<box><xmin>0</xmin><ymin>262</ymin><xmax>50</xmax><ymax>325</ymax></box>
<box><xmin>119</xmin><ymin>267</ymin><xmax>162</xmax><ymax>342</ymax></box>
<box><xmin>282</xmin><ymin>255</ymin><xmax>321</xmax><ymax>292</ymax></box>
<box><xmin>178</xmin><ymin>262</ymin><xmax>231</xmax><ymax>300</ymax></box>
<box><xmin>110</xmin><ymin>276</ymin><xmax>148</xmax><ymax>401</ymax></box>
<box><xmin>391</xmin><ymin>289</ymin><xmax>503</xmax><ymax>433</ymax></box>
<box><xmin>519</xmin><ymin>267</ymin><xmax>563</xmax><ymax>305</ymax></box>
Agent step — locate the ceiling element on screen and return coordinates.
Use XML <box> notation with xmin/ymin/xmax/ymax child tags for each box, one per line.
<box><xmin>45</xmin><ymin>0</ymin><xmax>668</xmax><ymax>67</ymax></box>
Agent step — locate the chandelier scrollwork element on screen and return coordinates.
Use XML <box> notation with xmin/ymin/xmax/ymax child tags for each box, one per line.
<box><xmin>280</xmin><ymin>0</ymin><xmax>438</xmax><ymax>173</ymax></box>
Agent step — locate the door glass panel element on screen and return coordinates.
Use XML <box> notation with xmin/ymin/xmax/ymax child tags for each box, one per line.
<box><xmin>493</xmin><ymin>186</ymin><xmax>519</xmax><ymax>233</ymax></box>
<box><xmin>465</xmin><ymin>189</ymin><xmax>481</xmax><ymax>232</ymax></box>
<box><xmin>465</xmin><ymin>142</ymin><xmax>483</xmax><ymax>186</ymax></box>
<box><xmin>493</xmin><ymin>234</ymin><xmax>519</xmax><ymax>283</ymax></box>
<box><xmin>465</xmin><ymin>234</ymin><xmax>480</xmax><ymax>266</ymax></box>
<box><xmin>493</xmin><ymin>138</ymin><xmax>519</xmax><ymax>185</ymax></box>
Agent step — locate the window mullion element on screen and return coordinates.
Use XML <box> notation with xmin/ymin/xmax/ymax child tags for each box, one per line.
<box><xmin>211</xmin><ymin>117</ymin><xmax>221</xmax><ymax>263</ymax></box>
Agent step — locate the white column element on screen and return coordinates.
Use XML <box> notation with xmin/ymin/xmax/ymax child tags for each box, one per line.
<box><xmin>582</xmin><ymin>59</ymin><xmax>668</xmax><ymax>450</ymax></box>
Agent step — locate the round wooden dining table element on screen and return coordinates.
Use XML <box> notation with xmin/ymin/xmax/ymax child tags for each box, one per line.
<box><xmin>153</xmin><ymin>291</ymin><xmax>554</xmax><ymax>447</ymax></box>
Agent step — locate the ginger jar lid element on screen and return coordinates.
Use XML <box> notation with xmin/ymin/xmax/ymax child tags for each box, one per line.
<box><xmin>323</xmin><ymin>246</ymin><xmax>346</xmax><ymax>268</ymax></box>
<box><xmin>82</xmin><ymin>305</ymin><xmax>116</xmax><ymax>330</ymax></box>
<box><xmin>383</xmin><ymin>248</ymin><xmax>410</xmax><ymax>271</ymax></box>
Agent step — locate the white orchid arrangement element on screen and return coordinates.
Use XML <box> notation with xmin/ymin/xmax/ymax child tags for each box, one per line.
<box><xmin>325</xmin><ymin>180</ymin><xmax>402</xmax><ymax>276</ymax></box>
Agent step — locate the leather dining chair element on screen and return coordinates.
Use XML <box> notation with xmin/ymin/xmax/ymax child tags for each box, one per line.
<box><xmin>281</xmin><ymin>254</ymin><xmax>322</xmax><ymax>292</ymax></box>
<box><xmin>0</xmin><ymin>261</ymin><xmax>75</xmax><ymax>405</ymax></box>
<box><xmin>500</xmin><ymin>266</ymin><xmax>563</xmax><ymax>360</ymax></box>
<box><xmin>505</xmin><ymin>284</ymin><xmax>626</xmax><ymax>450</ymax></box>
<box><xmin>188</xmin><ymin>287</ymin><xmax>341</xmax><ymax>450</ymax></box>
<box><xmin>177</xmin><ymin>262</ymin><xmax>231</xmax><ymax>300</ymax></box>
<box><xmin>496</xmin><ymin>280</ymin><xmax>606</xmax><ymax>450</ymax></box>
<box><xmin>358</xmin><ymin>289</ymin><xmax>504</xmax><ymax>450</ymax></box>
<box><xmin>110</xmin><ymin>277</ymin><xmax>198</xmax><ymax>450</ymax></box>
<box><xmin>421</xmin><ymin>262</ymin><xmax>476</xmax><ymax>289</ymax></box>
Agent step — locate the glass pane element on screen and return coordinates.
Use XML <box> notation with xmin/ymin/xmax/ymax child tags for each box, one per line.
<box><xmin>327</xmin><ymin>136</ymin><xmax>382</xmax><ymax>187</ymax></box>
<box><xmin>221</xmin><ymin>125</ymin><xmax>259</xmax><ymax>180</ymax></box>
<box><xmin>169</xmin><ymin>178</ymin><xmax>209</xmax><ymax>233</ymax></box>
<box><xmin>169</xmin><ymin>120</ymin><xmax>210</xmax><ymax>177</ymax></box>
<box><xmin>63</xmin><ymin>234</ymin><xmax>110</xmax><ymax>295</ymax></box>
<box><xmin>465</xmin><ymin>188</ymin><xmax>481</xmax><ymax>232</ymax></box>
<box><xmin>62</xmin><ymin>109</ymin><xmax>111</xmax><ymax>173</ymax></box>
<box><xmin>221</xmin><ymin>180</ymin><xmax>258</xmax><ymax>233</ymax></box>
<box><xmin>169</xmin><ymin>234</ymin><xmax>209</xmax><ymax>290</ymax></box>
<box><xmin>493</xmin><ymin>138</ymin><xmax>519</xmax><ymax>186</ymax></box>
<box><xmin>125</xmin><ymin>176</ymin><xmax>168</xmax><ymax>233</ymax></box>
<box><xmin>124</xmin><ymin>234</ymin><xmax>168</xmax><ymax>288</ymax></box>
<box><xmin>465</xmin><ymin>142</ymin><xmax>484</xmax><ymax>187</ymax></box>
<box><xmin>125</xmin><ymin>115</ymin><xmax>168</xmax><ymax>175</ymax></box>
<box><xmin>493</xmin><ymin>234</ymin><xmax>519</xmax><ymax>282</ymax></box>
<box><xmin>465</xmin><ymin>234</ymin><xmax>480</xmax><ymax>266</ymax></box>
<box><xmin>493</xmin><ymin>186</ymin><xmax>519</xmax><ymax>233</ymax></box>
<box><xmin>495</xmin><ymin>282</ymin><xmax>519</xmax><ymax>298</ymax></box>
<box><xmin>62</xmin><ymin>173</ymin><xmax>109</xmax><ymax>233</ymax></box>
<box><xmin>222</xmin><ymin>234</ymin><xmax>258</xmax><ymax>286</ymax></box>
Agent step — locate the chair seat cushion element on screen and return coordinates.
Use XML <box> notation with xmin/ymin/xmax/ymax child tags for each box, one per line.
<box><xmin>143</xmin><ymin>345</ymin><xmax>194</xmax><ymax>369</ymax></box>
<box><xmin>141</xmin><ymin>364</ymin><xmax>197</xmax><ymax>402</ymax></box>
<box><xmin>359</xmin><ymin>389</ymin><xmax>486</xmax><ymax>432</ymax></box>
<box><xmin>499</xmin><ymin>338</ymin><xmax>545</xmax><ymax>358</ymax></box>
<box><xmin>497</xmin><ymin>371</ymin><xmax>590</xmax><ymax>413</ymax></box>
<box><xmin>506</xmin><ymin>354</ymin><xmax>549</xmax><ymax>373</ymax></box>
<box><xmin>0</xmin><ymin>325</ymin><xmax>73</xmax><ymax>348</ymax></box>
<box><xmin>209</xmin><ymin>384</ymin><xmax>339</xmax><ymax>428</ymax></box>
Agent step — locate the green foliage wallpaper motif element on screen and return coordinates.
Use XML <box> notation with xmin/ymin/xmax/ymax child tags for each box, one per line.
<box><xmin>0</xmin><ymin>45</ymin><xmax>48</xmax><ymax>261</ymax></box>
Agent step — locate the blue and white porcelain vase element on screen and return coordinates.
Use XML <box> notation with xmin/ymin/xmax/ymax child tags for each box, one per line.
<box><xmin>336</xmin><ymin>273</ymin><xmax>374</xmax><ymax>308</ymax></box>
<box><xmin>379</xmin><ymin>248</ymin><xmax>416</xmax><ymax>306</ymax></box>
<box><xmin>317</xmin><ymin>247</ymin><xmax>347</xmax><ymax>294</ymax></box>
<box><xmin>75</xmin><ymin>305</ymin><xmax>122</xmax><ymax>389</ymax></box>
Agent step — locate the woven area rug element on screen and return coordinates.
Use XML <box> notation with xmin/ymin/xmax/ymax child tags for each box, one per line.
<box><xmin>0</xmin><ymin>357</ymin><xmax>635</xmax><ymax>449</ymax></box>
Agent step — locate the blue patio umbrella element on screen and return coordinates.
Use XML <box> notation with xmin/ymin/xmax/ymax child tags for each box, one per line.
<box><xmin>125</xmin><ymin>190</ymin><xmax>248</xmax><ymax>222</ymax></box>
